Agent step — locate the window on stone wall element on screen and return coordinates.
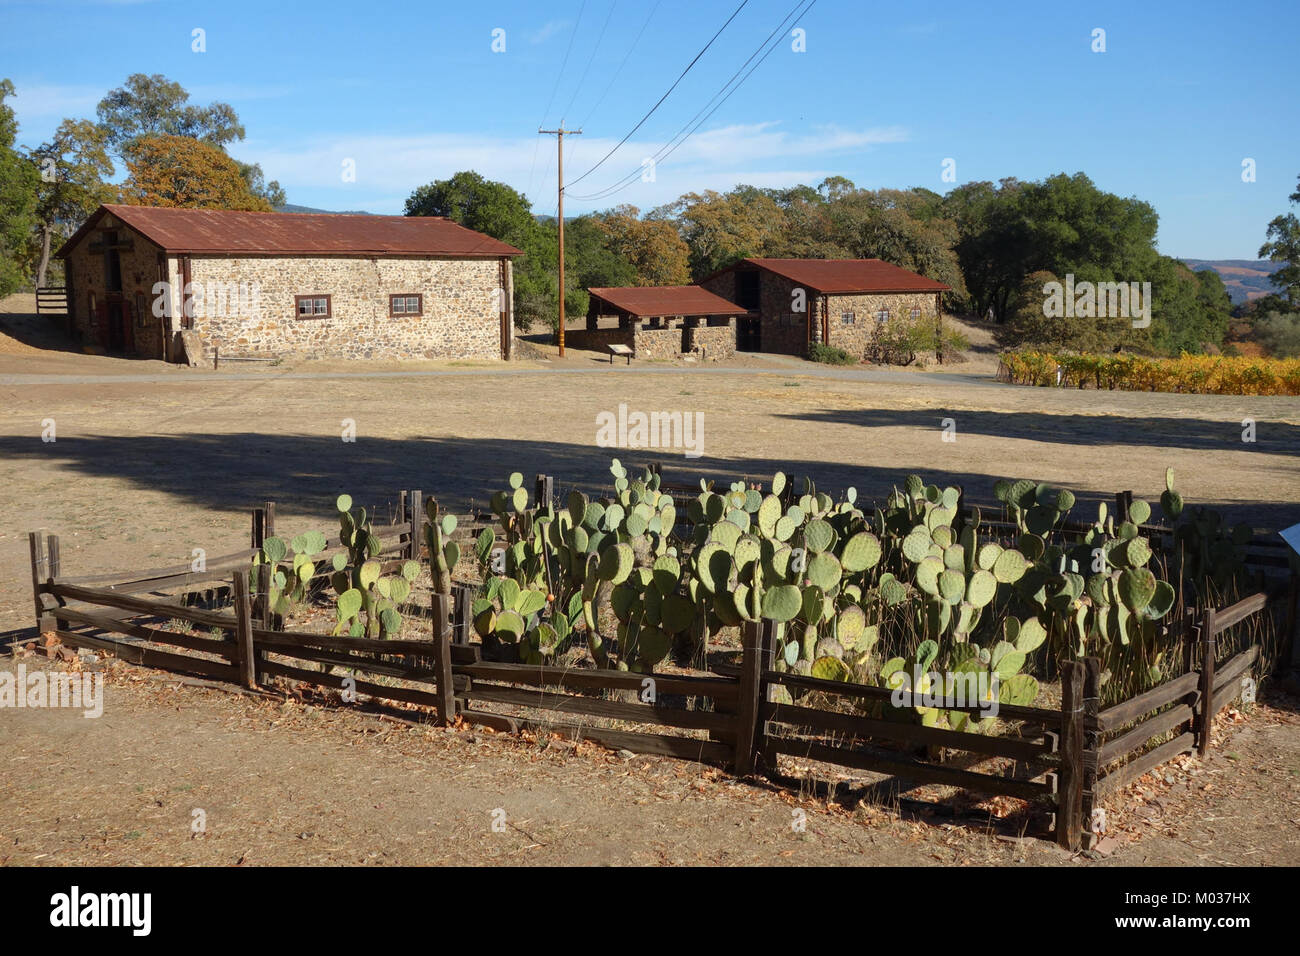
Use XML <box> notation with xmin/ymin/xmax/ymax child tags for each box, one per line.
<box><xmin>841</xmin><ymin>310</ymin><xmax>855</xmax><ymax>325</ymax></box>
<box><xmin>389</xmin><ymin>294</ymin><xmax>422</xmax><ymax>317</ymax></box>
<box><xmin>295</xmin><ymin>295</ymin><xmax>331</xmax><ymax>319</ymax></box>
<box><xmin>135</xmin><ymin>293</ymin><xmax>149</xmax><ymax>328</ymax></box>
<box><xmin>910</xmin><ymin>307</ymin><xmax>922</xmax><ymax>320</ymax></box>
<box><xmin>875</xmin><ymin>308</ymin><xmax>890</xmax><ymax>324</ymax></box>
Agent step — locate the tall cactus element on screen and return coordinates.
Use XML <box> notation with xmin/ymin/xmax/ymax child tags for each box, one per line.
<box><xmin>423</xmin><ymin>497</ymin><xmax>461</xmax><ymax>595</ymax></box>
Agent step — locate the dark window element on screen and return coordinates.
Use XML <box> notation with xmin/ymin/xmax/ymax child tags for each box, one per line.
<box><xmin>737</xmin><ymin>270</ymin><xmax>760</xmax><ymax>309</ymax></box>
<box><xmin>389</xmin><ymin>293</ymin><xmax>422</xmax><ymax>316</ymax></box>
<box><xmin>135</xmin><ymin>293</ymin><xmax>149</xmax><ymax>328</ymax></box>
<box><xmin>295</xmin><ymin>294</ymin><xmax>332</xmax><ymax>319</ymax></box>
<box><xmin>841</xmin><ymin>310</ymin><xmax>855</xmax><ymax>325</ymax></box>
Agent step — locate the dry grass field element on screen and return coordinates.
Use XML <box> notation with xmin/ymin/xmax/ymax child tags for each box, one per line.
<box><xmin>2</xmin><ymin>295</ymin><xmax>1298</xmax><ymax>866</ymax></box>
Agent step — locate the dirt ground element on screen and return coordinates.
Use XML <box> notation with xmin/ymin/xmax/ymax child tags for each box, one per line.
<box><xmin>1</xmin><ymin>295</ymin><xmax>1298</xmax><ymax>866</ymax></box>
<box><xmin>3</xmin><ymin>655</ymin><xmax>1296</xmax><ymax>866</ymax></box>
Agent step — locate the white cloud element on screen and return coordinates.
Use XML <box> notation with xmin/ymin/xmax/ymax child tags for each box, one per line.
<box><xmin>241</xmin><ymin>121</ymin><xmax>908</xmax><ymax>214</ymax></box>
<box><xmin>529</xmin><ymin>20</ymin><xmax>570</xmax><ymax>44</ymax></box>
<box><xmin>9</xmin><ymin>83</ymin><xmax>102</xmax><ymax>121</ymax></box>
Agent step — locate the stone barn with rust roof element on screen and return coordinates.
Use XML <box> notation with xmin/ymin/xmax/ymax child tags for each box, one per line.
<box><xmin>55</xmin><ymin>204</ymin><xmax>522</xmax><ymax>362</ymax></box>
<box><xmin>699</xmin><ymin>257</ymin><xmax>950</xmax><ymax>358</ymax></box>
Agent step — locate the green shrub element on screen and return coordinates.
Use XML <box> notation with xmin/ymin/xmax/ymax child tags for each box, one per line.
<box><xmin>901</xmin><ymin>319</ymin><xmax>970</xmax><ymax>358</ymax></box>
<box><xmin>1253</xmin><ymin>311</ymin><xmax>1300</xmax><ymax>358</ymax></box>
<box><xmin>807</xmin><ymin>342</ymin><xmax>857</xmax><ymax>365</ymax></box>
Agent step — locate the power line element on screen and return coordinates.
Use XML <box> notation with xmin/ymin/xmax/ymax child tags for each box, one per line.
<box><xmin>560</xmin><ymin>0</ymin><xmax>618</xmax><ymax>124</ymax></box>
<box><xmin>574</xmin><ymin>0</ymin><xmax>813</xmax><ymax>202</ymax></box>
<box><xmin>527</xmin><ymin>1</ymin><xmax>589</xmax><ymax>201</ymax></box>
<box><xmin>565</xmin><ymin>0</ymin><xmax>750</xmax><ymax>189</ymax></box>
<box><xmin>577</xmin><ymin>0</ymin><xmax>662</xmax><ymax>129</ymax></box>
<box><xmin>569</xmin><ymin>0</ymin><xmax>814</xmax><ymax>203</ymax></box>
<box><xmin>540</xmin><ymin>0</ymin><xmax>589</xmax><ymax>124</ymax></box>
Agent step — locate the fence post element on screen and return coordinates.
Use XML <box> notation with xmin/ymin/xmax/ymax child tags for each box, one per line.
<box><xmin>735</xmin><ymin>619</ymin><xmax>764</xmax><ymax>775</ymax></box>
<box><xmin>534</xmin><ymin>474</ymin><xmax>553</xmax><ymax>513</ymax></box>
<box><xmin>1080</xmin><ymin>657</ymin><xmax>1102</xmax><ymax>850</ymax></box>
<box><xmin>232</xmin><ymin>570</ymin><xmax>256</xmax><ymax>689</ymax></box>
<box><xmin>254</xmin><ymin>562</ymin><xmax>271</xmax><ymax>627</ymax></box>
<box><xmin>250</xmin><ymin>504</ymin><xmax>266</xmax><ymax>548</ymax></box>
<box><xmin>409</xmin><ymin>489</ymin><xmax>423</xmax><ymax>561</ymax></box>
<box><xmin>431</xmin><ymin>592</ymin><xmax>456</xmax><ymax>726</ymax></box>
<box><xmin>451</xmin><ymin>583</ymin><xmax>474</xmax><ymax>645</ymax></box>
<box><xmin>264</xmin><ymin>500</ymin><xmax>276</xmax><ymax>540</ymax></box>
<box><xmin>28</xmin><ymin>531</ymin><xmax>48</xmax><ymax>630</ymax></box>
<box><xmin>1056</xmin><ymin>660</ymin><xmax>1084</xmax><ymax>851</ymax></box>
<box><xmin>1113</xmin><ymin>491</ymin><xmax>1131</xmax><ymax>525</ymax></box>
<box><xmin>45</xmin><ymin>534</ymin><xmax>66</xmax><ymax>633</ymax></box>
<box><xmin>1198</xmin><ymin>607</ymin><xmax>1217</xmax><ymax>757</ymax></box>
<box><xmin>254</xmin><ymin>562</ymin><xmax>274</xmax><ymax>684</ymax></box>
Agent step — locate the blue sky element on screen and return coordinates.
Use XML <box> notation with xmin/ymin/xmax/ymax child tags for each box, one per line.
<box><xmin>3</xmin><ymin>0</ymin><xmax>1296</xmax><ymax>258</ymax></box>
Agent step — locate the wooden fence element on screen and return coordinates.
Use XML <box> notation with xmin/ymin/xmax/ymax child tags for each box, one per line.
<box><xmin>35</xmin><ymin>286</ymin><xmax>68</xmax><ymax>315</ymax></box>
<box><xmin>20</xmin><ymin>473</ymin><xmax>1292</xmax><ymax>850</ymax></box>
<box><xmin>26</xmin><ymin>520</ymin><xmax>1282</xmax><ymax>849</ymax></box>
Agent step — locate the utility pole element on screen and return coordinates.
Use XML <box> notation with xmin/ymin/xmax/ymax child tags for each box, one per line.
<box><xmin>539</xmin><ymin>126</ymin><xmax>581</xmax><ymax>357</ymax></box>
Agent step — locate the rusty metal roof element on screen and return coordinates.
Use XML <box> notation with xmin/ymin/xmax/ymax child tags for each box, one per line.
<box><xmin>588</xmin><ymin>285</ymin><xmax>745</xmax><ymax>318</ymax></box>
<box><xmin>56</xmin><ymin>204</ymin><xmax>522</xmax><ymax>258</ymax></box>
<box><xmin>735</xmin><ymin>258</ymin><xmax>950</xmax><ymax>294</ymax></box>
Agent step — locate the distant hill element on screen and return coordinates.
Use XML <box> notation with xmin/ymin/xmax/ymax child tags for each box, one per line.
<box><xmin>276</xmin><ymin>203</ymin><xmax>375</xmax><ymax>215</ymax></box>
<box><xmin>1180</xmin><ymin>258</ymin><xmax>1284</xmax><ymax>304</ymax></box>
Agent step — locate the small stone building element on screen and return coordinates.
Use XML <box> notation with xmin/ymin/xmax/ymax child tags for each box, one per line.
<box><xmin>699</xmin><ymin>257</ymin><xmax>950</xmax><ymax>358</ymax></box>
<box><xmin>571</xmin><ymin>285</ymin><xmax>743</xmax><ymax>360</ymax></box>
<box><xmin>55</xmin><ymin>204</ymin><xmax>522</xmax><ymax>362</ymax></box>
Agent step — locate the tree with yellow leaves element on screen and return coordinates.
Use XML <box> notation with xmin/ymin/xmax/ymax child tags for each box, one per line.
<box><xmin>120</xmin><ymin>134</ymin><xmax>270</xmax><ymax>211</ymax></box>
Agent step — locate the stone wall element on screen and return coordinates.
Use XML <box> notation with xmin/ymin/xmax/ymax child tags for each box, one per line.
<box><xmin>685</xmin><ymin>321</ymin><xmax>735</xmax><ymax>359</ymax></box>
<box><xmin>699</xmin><ymin>270</ymin><xmax>738</xmax><ymax>303</ymax></box>
<box><xmin>187</xmin><ymin>255</ymin><xmax>509</xmax><ymax>360</ymax></box>
<box><xmin>569</xmin><ymin>319</ymin><xmax>736</xmax><ymax>360</ymax></box>
<box><xmin>64</xmin><ymin>215</ymin><xmax>169</xmax><ymax>359</ymax></box>
<box><xmin>825</xmin><ymin>291</ymin><xmax>941</xmax><ymax>358</ymax></box>
<box><xmin>632</xmin><ymin>325</ymin><xmax>686</xmax><ymax>359</ymax></box>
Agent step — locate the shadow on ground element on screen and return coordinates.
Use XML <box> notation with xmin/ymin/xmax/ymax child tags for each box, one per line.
<box><xmin>776</xmin><ymin>406</ymin><xmax>1300</xmax><ymax>454</ymax></box>
<box><xmin>0</xmin><ymin>310</ymin><xmax>83</xmax><ymax>355</ymax></box>
<box><xmin>2</xmin><ymin>430</ymin><xmax>1296</xmax><ymax>530</ymax></box>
